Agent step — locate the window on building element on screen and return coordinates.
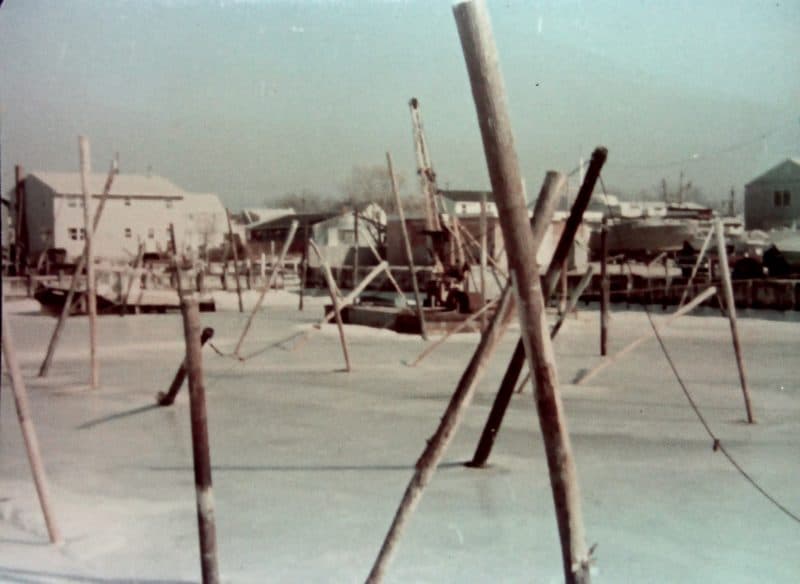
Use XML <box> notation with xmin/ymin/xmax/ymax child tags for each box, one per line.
<box><xmin>80</xmin><ymin>228</ymin><xmax>86</xmax><ymax>240</ymax></box>
<box><xmin>338</xmin><ymin>229</ymin><xmax>355</xmax><ymax>244</ymax></box>
<box><xmin>124</xmin><ymin>197</ymin><xmax>132</xmax><ymax>206</ymax></box>
<box><xmin>148</xmin><ymin>228</ymin><xmax>155</xmax><ymax>239</ymax></box>
<box><xmin>68</xmin><ymin>228</ymin><xmax>78</xmax><ymax>240</ymax></box>
<box><xmin>124</xmin><ymin>227</ymin><xmax>132</xmax><ymax>238</ymax></box>
<box><xmin>68</xmin><ymin>198</ymin><xmax>77</xmax><ymax>208</ymax></box>
<box><xmin>783</xmin><ymin>191</ymin><xmax>791</xmax><ymax>207</ymax></box>
<box><xmin>775</xmin><ymin>191</ymin><xmax>782</xmax><ymax>207</ymax></box>
<box><xmin>166</xmin><ymin>200</ymin><xmax>173</xmax><ymax>209</ymax></box>
<box><xmin>461</xmin><ymin>203</ymin><xmax>468</xmax><ymax>214</ymax></box>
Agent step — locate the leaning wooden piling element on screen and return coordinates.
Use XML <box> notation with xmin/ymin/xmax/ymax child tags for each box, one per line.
<box><xmin>576</xmin><ymin>286</ymin><xmax>718</xmax><ymax>386</ymax></box>
<box><xmin>387</xmin><ymin>151</ymin><xmax>427</xmax><ymax>340</ymax></box>
<box><xmin>365</xmin><ymin>285</ymin><xmax>516</xmax><ymax>583</ymax></box>
<box><xmin>467</xmin><ymin>170</ymin><xmax>565</xmax><ymax>469</ymax></box>
<box><xmin>600</xmin><ymin>217</ymin><xmax>609</xmax><ymax>356</ymax></box>
<box><xmin>714</xmin><ymin>219</ymin><xmax>755</xmax><ymax>423</ymax></box>
<box><xmin>2</xmin><ymin>300</ymin><xmax>63</xmax><ymax>545</ymax></box>
<box><xmin>454</xmin><ymin>1</ymin><xmax>590</xmax><ymax>582</ymax></box>
<box><xmin>39</xmin><ymin>155</ymin><xmax>118</xmax><ymax>378</ymax></box>
<box><xmin>179</xmin><ymin>297</ymin><xmax>220</xmax><ymax>584</ymax></box>
<box><xmin>78</xmin><ymin>137</ymin><xmax>99</xmax><ymax>389</ymax></box>
<box><xmin>467</xmin><ymin>148</ymin><xmax>607</xmax><ymax>470</ymax></box>
<box><xmin>233</xmin><ymin>220</ymin><xmax>298</xmax><ymax>356</ymax></box>
<box><xmin>310</xmin><ymin>240</ymin><xmax>351</xmax><ymax>372</ymax></box>
<box><xmin>157</xmin><ymin>327</ymin><xmax>215</xmax><ymax>406</ymax></box>
<box><xmin>225</xmin><ymin>208</ymin><xmax>244</xmax><ymax>313</ymax></box>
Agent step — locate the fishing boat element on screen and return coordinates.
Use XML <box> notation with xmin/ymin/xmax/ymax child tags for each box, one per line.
<box><xmin>589</xmin><ymin>217</ymin><xmax>699</xmax><ymax>259</ymax></box>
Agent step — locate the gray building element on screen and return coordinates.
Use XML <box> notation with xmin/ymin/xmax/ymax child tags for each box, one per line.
<box><xmin>744</xmin><ymin>158</ymin><xmax>800</xmax><ymax>230</ymax></box>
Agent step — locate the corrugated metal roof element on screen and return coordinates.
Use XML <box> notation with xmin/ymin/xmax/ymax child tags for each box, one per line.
<box><xmin>28</xmin><ymin>171</ymin><xmax>187</xmax><ymax>198</ymax></box>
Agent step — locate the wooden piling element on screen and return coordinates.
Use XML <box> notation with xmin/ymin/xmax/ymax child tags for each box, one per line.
<box><xmin>233</xmin><ymin>220</ymin><xmax>298</xmax><ymax>356</ymax></box>
<box><xmin>678</xmin><ymin>228</ymin><xmax>713</xmax><ymax>308</ymax></box>
<box><xmin>467</xmin><ymin>171</ymin><xmax>565</xmax><ymax>469</ymax></box>
<box><xmin>365</xmin><ymin>285</ymin><xmax>516</xmax><ymax>583</ymax></box>
<box><xmin>479</xmin><ymin>191</ymin><xmax>488</xmax><ymax>328</ymax></box>
<box><xmin>387</xmin><ymin>151</ymin><xmax>427</xmax><ymax>340</ymax></box>
<box><xmin>465</xmin><ymin>148</ymin><xmax>607</xmax><ymax>470</ymax></box>
<box><xmin>353</xmin><ymin>209</ymin><xmax>360</xmax><ymax>287</ymax></box>
<box><xmin>600</xmin><ymin>217</ymin><xmax>609</xmax><ymax>356</ymax></box>
<box><xmin>179</xmin><ymin>298</ymin><xmax>220</xmax><ymax>584</ymax></box>
<box><xmin>78</xmin><ymin>137</ymin><xmax>99</xmax><ymax>389</ymax></box>
<box><xmin>453</xmin><ymin>2</ymin><xmax>590</xmax><ymax>582</ymax></box>
<box><xmin>38</xmin><ymin>150</ymin><xmax>116</xmax><ymax>376</ymax></box>
<box><xmin>576</xmin><ymin>286</ymin><xmax>718</xmax><ymax>386</ymax></box>
<box><xmin>225</xmin><ymin>209</ymin><xmax>243</xmax><ymax>313</ymax></box>
<box><xmin>299</xmin><ymin>223</ymin><xmax>309</xmax><ymax>311</ymax></box>
<box><xmin>309</xmin><ymin>240</ymin><xmax>351</xmax><ymax>372</ymax></box>
<box><xmin>2</xmin><ymin>301</ymin><xmax>63</xmax><ymax>545</ymax></box>
<box><xmin>714</xmin><ymin>219</ymin><xmax>754</xmax><ymax>423</ymax></box>
<box><xmin>157</xmin><ymin>328</ymin><xmax>215</xmax><ymax>406</ymax></box>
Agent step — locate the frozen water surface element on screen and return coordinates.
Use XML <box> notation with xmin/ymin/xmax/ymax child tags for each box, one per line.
<box><xmin>1</xmin><ymin>291</ymin><xmax>798</xmax><ymax>583</ymax></box>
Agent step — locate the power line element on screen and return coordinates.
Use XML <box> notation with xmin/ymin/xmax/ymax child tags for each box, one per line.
<box><xmin>642</xmin><ymin>305</ymin><xmax>800</xmax><ymax>525</ymax></box>
<box><xmin>608</xmin><ymin>117</ymin><xmax>799</xmax><ymax>171</ymax></box>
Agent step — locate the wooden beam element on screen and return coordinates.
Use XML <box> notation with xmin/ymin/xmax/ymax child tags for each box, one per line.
<box><xmin>576</xmin><ymin>285</ymin><xmax>718</xmax><ymax>386</ymax></box>
<box><xmin>309</xmin><ymin>239</ymin><xmax>351</xmax><ymax>371</ymax></box>
<box><xmin>453</xmin><ymin>2</ymin><xmax>590</xmax><ymax>581</ymax></box>
<box><xmin>714</xmin><ymin>219</ymin><xmax>754</xmax><ymax>423</ymax></box>
<box><xmin>225</xmin><ymin>208</ymin><xmax>244</xmax><ymax>313</ymax></box>
<box><xmin>78</xmin><ymin>137</ymin><xmax>98</xmax><ymax>389</ymax></box>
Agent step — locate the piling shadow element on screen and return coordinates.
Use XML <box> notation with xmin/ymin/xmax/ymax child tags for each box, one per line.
<box><xmin>0</xmin><ymin>566</ymin><xmax>193</xmax><ymax>584</ymax></box>
<box><xmin>76</xmin><ymin>404</ymin><xmax>162</xmax><ymax>430</ymax></box>
<box><xmin>148</xmin><ymin>461</ymin><xmax>467</xmax><ymax>473</ymax></box>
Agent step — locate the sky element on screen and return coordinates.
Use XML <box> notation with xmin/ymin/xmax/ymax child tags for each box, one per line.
<box><xmin>1</xmin><ymin>0</ymin><xmax>798</xmax><ymax>209</ymax></box>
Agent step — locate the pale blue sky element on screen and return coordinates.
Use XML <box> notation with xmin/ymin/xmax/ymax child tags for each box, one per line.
<box><xmin>1</xmin><ymin>0</ymin><xmax>798</xmax><ymax>207</ymax></box>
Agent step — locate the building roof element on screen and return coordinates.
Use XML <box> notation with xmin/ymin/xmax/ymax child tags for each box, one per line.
<box><xmin>439</xmin><ymin>189</ymin><xmax>494</xmax><ymax>203</ymax></box>
<box><xmin>746</xmin><ymin>158</ymin><xmax>800</xmax><ymax>187</ymax></box>
<box><xmin>248</xmin><ymin>211</ymin><xmax>336</xmax><ymax>232</ymax></box>
<box><xmin>28</xmin><ymin>171</ymin><xmax>187</xmax><ymax>199</ymax></box>
<box><xmin>242</xmin><ymin>208</ymin><xmax>295</xmax><ymax>225</ymax></box>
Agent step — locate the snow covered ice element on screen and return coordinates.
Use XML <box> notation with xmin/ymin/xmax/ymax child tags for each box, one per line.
<box><xmin>1</xmin><ymin>292</ymin><xmax>798</xmax><ymax>583</ymax></box>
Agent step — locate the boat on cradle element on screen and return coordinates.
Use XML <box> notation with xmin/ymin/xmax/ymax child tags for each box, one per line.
<box><xmin>589</xmin><ymin>217</ymin><xmax>699</xmax><ymax>259</ymax></box>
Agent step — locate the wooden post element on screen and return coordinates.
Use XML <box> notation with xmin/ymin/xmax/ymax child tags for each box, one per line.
<box><xmin>576</xmin><ymin>286</ymin><xmax>718</xmax><ymax>386</ymax></box>
<box><xmin>157</xmin><ymin>327</ymin><xmax>214</xmax><ymax>406</ymax></box>
<box><xmin>309</xmin><ymin>240</ymin><xmax>351</xmax><ymax>372</ymax></box>
<box><xmin>225</xmin><ymin>209</ymin><xmax>243</xmax><ymax>313</ymax></box>
<box><xmin>466</xmin><ymin>171</ymin><xmax>565</xmax><ymax>469</ymax></box>
<box><xmin>299</xmin><ymin>223</ymin><xmax>309</xmax><ymax>311</ymax></box>
<box><xmin>387</xmin><ymin>151</ymin><xmax>427</xmax><ymax>340</ymax></box>
<box><xmin>600</xmin><ymin>217</ymin><xmax>609</xmax><ymax>356</ymax></box>
<box><xmin>233</xmin><ymin>221</ymin><xmax>298</xmax><ymax>356</ymax></box>
<box><xmin>714</xmin><ymin>219</ymin><xmax>754</xmax><ymax>423</ymax></box>
<box><xmin>479</xmin><ymin>192</ymin><xmax>488</xmax><ymax>328</ymax></box>
<box><xmin>14</xmin><ymin>165</ymin><xmax>27</xmax><ymax>275</ymax></box>
<box><xmin>169</xmin><ymin>223</ymin><xmax>184</xmax><ymax>297</ymax></box>
<box><xmin>121</xmin><ymin>242</ymin><xmax>144</xmax><ymax>316</ymax></box>
<box><xmin>407</xmin><ymin>293</ymin><xmax>501</xmax><ymax>367</ymax></box>
<box><xmin>465</xmin><ymin>148</ymin><xmax>607</xmax><ymax>470</ymax></box>
<box><xmin>453</xmin><ymin>2</ymin><xmax>590</xmax><ymax>582</ymax></box>
<box><xmin>78</xmin><ymin>136</ymin><xmax>99</xmax><ymax>389</ymax></box>
<box><xmin>366</xmin><ymin>285</ymin><xmax>516</xmax><ymax>583</ymax></box>
<box><xmin>559</xmin><ymin>258</ymin><xmax>568</xmax><ymax>313</ymax></box>
<box><xmin>678</xmin><ymin>228</ymin><xmax>713</xmax><ymax>308</ymax></box>
<box><xmin>353</xmin><ymin>209</ymin><xmax>360</xmax><ymax>288</ymax></box>
<box><xmin>514</xmin><ymin>266</ymin><xmax>596</xmax><ymax>394</ymax></box>
<box><xmin>179</xmin><ymin>298</ymin><xmax>220</xmax><ymax>584</ymax></box>
<box><xmin>2</xmin><ymin>301</ymin><xmax>63</xmax><ymax>545</ymax></box>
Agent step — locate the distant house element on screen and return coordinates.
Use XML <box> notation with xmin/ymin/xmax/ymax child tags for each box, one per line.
<box><xmin>310</xmin><ymin>204</ymin><xmax>386</xmax><ymax>268</ymax></box>
<box><xmin>10</xmin><ymin>171</ymin><xmax>227</xmax><ymax>262</ymax></box>
<box><xmin>745</xmin><ymin>158</ymin><xmax>800</xmax><ymax>230</ymax></box>
<box><xmin>247</xmin><ymin>211</ymin><xmax>335</xmax><ymax>257</ymax></box>
<box><xmin>439</xmin><ymin>189</ymin><xmax>497</xmax><ymax>217</ymax></box>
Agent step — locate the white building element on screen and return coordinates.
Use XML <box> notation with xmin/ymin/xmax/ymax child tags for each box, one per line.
<box><xmin>17</xmin><ymin>171</ymin><xmax>227</xmax><ymax>262</ymax></box>
<box><xmin>745</xmin><ymin>158</ymin><xmax>800</xmax><ymax>230</ymax></box>
<box><xmin>439</xmin><ymin>189</ymin><xmax>498</xmax><ymax>217</ymax></box>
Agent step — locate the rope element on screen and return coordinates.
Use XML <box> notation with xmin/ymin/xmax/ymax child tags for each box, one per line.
<box><xmin>642</xmin><ymin>304</ymin><xmax>800</xmax><ymax>525</ymax></box>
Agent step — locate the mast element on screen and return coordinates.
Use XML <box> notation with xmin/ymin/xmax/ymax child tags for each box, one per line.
<box><xmin>409</xmin><ymin>98</ymin><xmax>442</xmax><ymax>232</ymax></box>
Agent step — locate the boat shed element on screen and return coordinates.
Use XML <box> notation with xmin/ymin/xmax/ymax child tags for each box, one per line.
<box><xmin>744</xmin><ymin>158</ymin><xmax>800</xmax><ymax>230</ymax></box>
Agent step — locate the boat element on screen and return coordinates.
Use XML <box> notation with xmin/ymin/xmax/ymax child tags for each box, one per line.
<box><xmin>589</xmin><ymin>217</ymin><xmax>699</xmax><ymax>259</ymax></box>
